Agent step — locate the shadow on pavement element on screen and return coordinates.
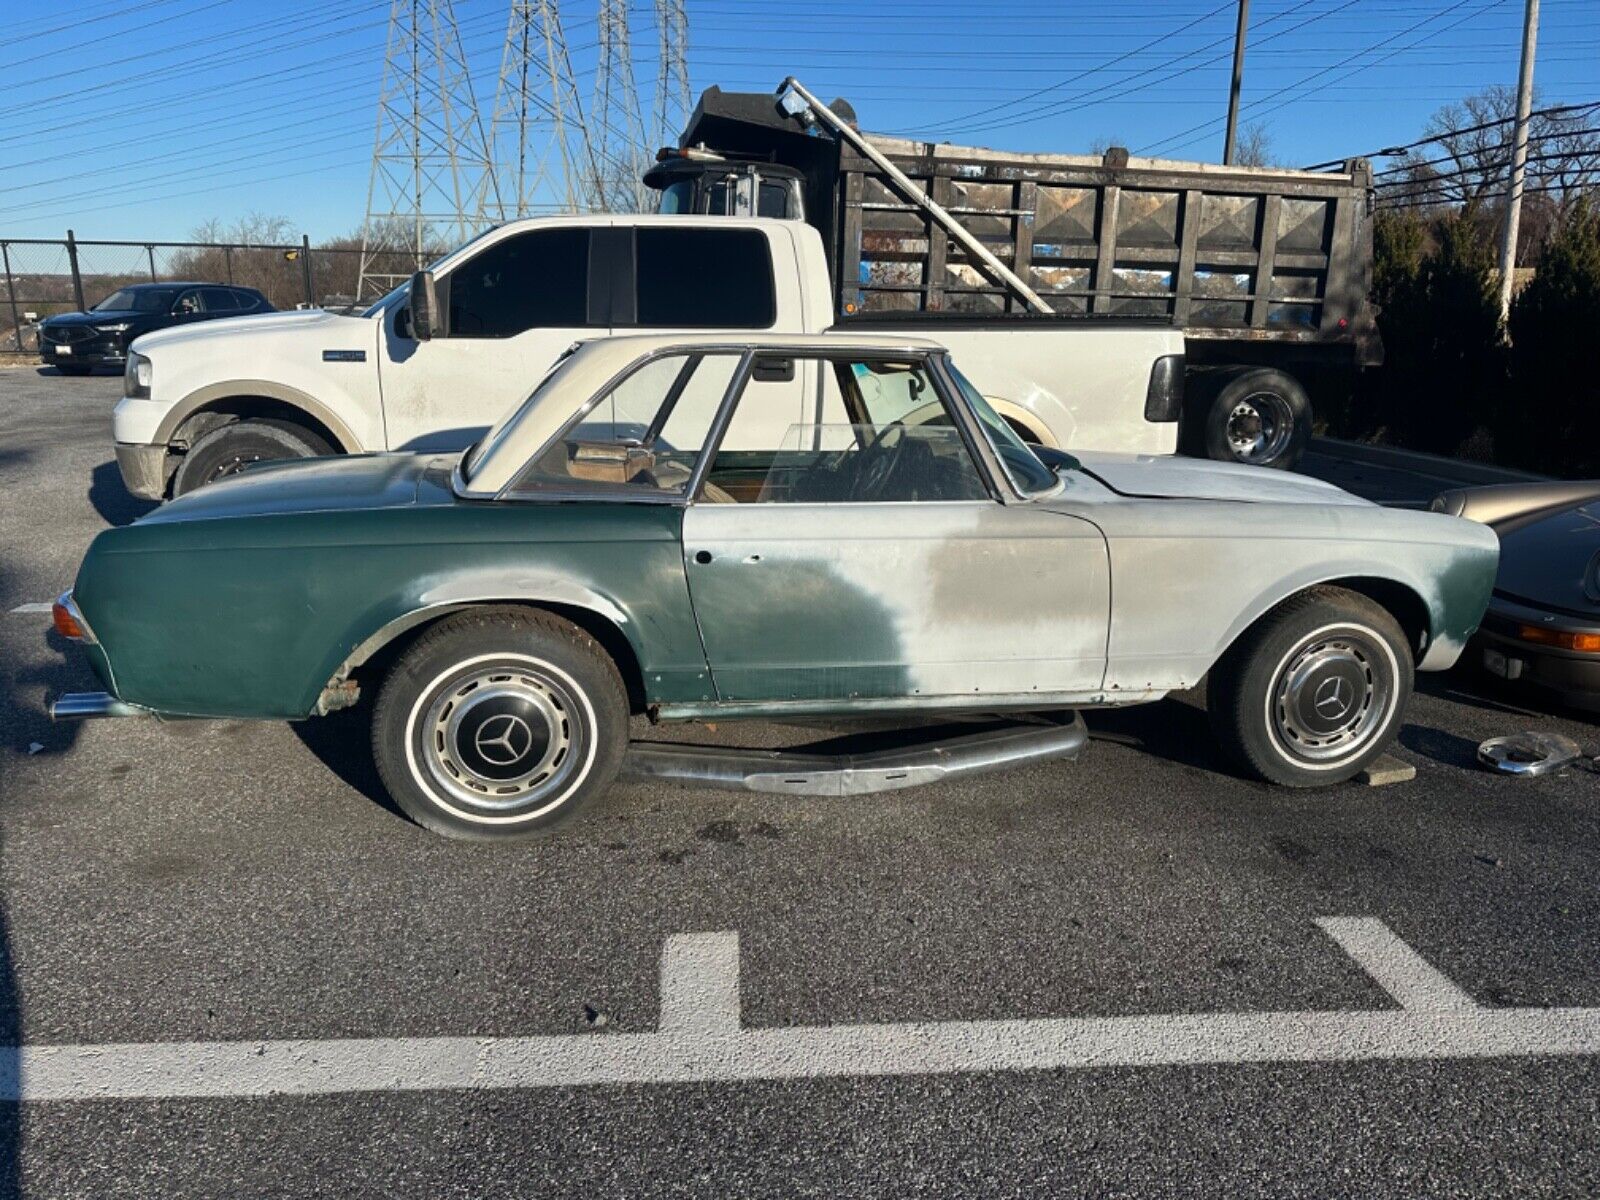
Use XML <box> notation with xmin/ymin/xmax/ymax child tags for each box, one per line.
<box><xmin>290</xmin><ymin>707</ymin><xmax>409</xmax><ymax>826</ymax></box>
<box><xmin>0</xmin><ymin>887</ymin><xmax>17</xmax><ymax>1198</ymax></box>
<box><xmin>88</xmin><ymin>460</ymin><xmax>157</xmax><ymax>527</ymax></box>
<box><xmin>1398</xmin><ymin>723</ymin><xmax>1482</xmax><ymax>770</ymax></box>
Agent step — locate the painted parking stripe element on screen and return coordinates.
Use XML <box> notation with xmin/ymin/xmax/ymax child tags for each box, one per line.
<box><xmin>1316</xmin><ymin>917</ymin><xmax>1480</xmax><ymax>1011</ymax></box>
<box><xmin>7</xmin><ymin>920</ymin><xmax>1600</xmax><ymax>1103</ymax></box>
<box><xmin>8</xmin><ymin>602</ymin><xmax>54</xmax><ymax>614</ymax></box>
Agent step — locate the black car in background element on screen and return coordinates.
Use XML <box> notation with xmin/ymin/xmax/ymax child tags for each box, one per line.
<box><xmin>38</xmin><ymin>282</ymin><xmax>273</xmax><ymax>374</ymax></box>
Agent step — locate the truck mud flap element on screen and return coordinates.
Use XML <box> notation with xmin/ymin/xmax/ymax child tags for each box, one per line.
<box><xmin>621</xmin><ymin>712</ymin><xmax>1086</xmax><ymax>797</ymax></box>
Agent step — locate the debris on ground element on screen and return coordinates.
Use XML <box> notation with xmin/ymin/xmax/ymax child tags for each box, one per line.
<box><xmin>1357</xmin><ymin>754</ymin><xmax>1416</xmax><ymax>786</ymax></box>
<box><xmin>1477</xmin><ymin>732</ymin><xmax>1583</xmax><ymax>777</ymax></box>
<box><xmin>27</xmin><ymin>742</ymin><xmax>43</xmax><ymax>755</ymax></box>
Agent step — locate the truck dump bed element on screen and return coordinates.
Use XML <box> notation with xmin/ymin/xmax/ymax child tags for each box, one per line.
<box><xmin>665</xmin><ymin>86</ymin><xmax>1380</xmax><ymax>366</ymax></box>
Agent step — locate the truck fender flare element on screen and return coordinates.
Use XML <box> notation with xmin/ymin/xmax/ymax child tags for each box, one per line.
<box><xmin>984</xmin><ymin>396</ymin><xmax>1060</xmax><ymax>448</ymax></box>
<box><xmin>156</xmin><ymin>380</ymin><xmax>364</xmax><ymax>453</ymax></box>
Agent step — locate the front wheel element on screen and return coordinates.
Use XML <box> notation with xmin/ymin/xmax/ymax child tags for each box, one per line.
<box><xmin>1207</xmin><ymin>587</ymin><xmax>1413</xmax><ymax>787</ymax></box>
<box><xmin>371</xmin><ymin>608</ymin><xmax>629</xmax><ymax>840</ymax></box>
<box><xmin>1200</xmin><ymin>368</ymin><xmax>1311</xmax><ymax>469</ymax></box>
<box><xmin>171</xmin><ymin>419</ymin><xmax>331</xmax><ymax>496</ymax></box>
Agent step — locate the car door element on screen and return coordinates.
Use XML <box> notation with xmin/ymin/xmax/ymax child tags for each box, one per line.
<box><xmin>681</xmin><ymin>354</ymin><xmax>1111</xmax><ymax>706</ymax></box>
<box><xmin>378</xmin><ymin>223</ymin><xmax>609</xmax><ymax>452</ymax></box>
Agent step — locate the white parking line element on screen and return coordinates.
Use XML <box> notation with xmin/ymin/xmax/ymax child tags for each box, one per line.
<box><xmin>6</xmin><ymin>920</ymin><xmax>1600</xmax><ymax>1102</ymax></box>
<box><xmin>8</xmin><ymin>602</ymin><xmax>54</xmax><ymax>614</ymax></box>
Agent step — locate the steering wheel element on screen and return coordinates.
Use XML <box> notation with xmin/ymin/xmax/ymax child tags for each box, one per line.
<box><xmin>848</xmin><ymin>423</ymin><xmax>904</xmax><ymax>502</ymax></box>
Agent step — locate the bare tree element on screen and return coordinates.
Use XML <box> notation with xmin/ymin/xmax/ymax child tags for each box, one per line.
<box><xmin>1232</xmin><ymin>122</ymin><xmax>1274</xmax><ymax>169</ymax></box>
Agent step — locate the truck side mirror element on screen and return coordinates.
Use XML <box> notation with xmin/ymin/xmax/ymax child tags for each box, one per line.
<box><xmin>408</xmin><ymin>270</ymin><xmax>439</xmax><ymax>341</ymax></box>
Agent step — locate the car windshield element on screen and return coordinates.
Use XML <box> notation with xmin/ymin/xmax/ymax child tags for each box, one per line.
<box><xmin>93</xmin><ymin>288</ymin><xmax>174</xmax><ymax>313</ymax></box>
<box><xmin>461</xmin><ymin>345</ymin><xmax>585</xmax><ymax>482</ymax></box>
<box><xmin>360</xmin><ymin>224</ymin><xmax>502</xmax><ymax>317</ymax></box>
<box><xmin>946</xmin><ymin>363</ymin><xmax>1062</xmax><ymax>496</ymax></box>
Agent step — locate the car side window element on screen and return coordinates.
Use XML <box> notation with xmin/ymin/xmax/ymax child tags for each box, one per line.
<box><xmin>701</xmin><ymin>357</ymin><xmax>988</xmax><ymax>504</ymax></box>
<box><xmin>231</xmin><ymin>289</ymin><xmax>260</xmax><ymax>310</ymax></box>
<box><xmin>200</xmin><ymin>287</ymin><xmax>237</xmax><ymax>312</ymax></box>
<box><xmin>447</xmin><ymin>228</ymin><xmax>593</xmax><ymax>338</ymax></box>
<box><xmin>508</xmin><ymin>353</ymin><xmax>741</xmax><ymax>498</ymax></box>
<box><xmin>632</xmin><ymin>228</ymin><xmax>776</xmax><ymax>328</ymax></box>
<box><xmin>173</xmin><ymin>290</ymin><xmax>202</xmax><ymax>315</ymax></box>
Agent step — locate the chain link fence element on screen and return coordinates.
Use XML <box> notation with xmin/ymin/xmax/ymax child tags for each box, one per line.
<box><xmin>0</xmin><ymin>232</ymin><xmax>400</xmax><ymax>353</ymax></box>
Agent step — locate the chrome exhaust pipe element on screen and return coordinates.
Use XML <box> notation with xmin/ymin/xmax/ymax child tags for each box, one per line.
<box><xmin>49</xmin><ymin>692</ymin><xmax>144</xmax><ymax>721</ymax></box>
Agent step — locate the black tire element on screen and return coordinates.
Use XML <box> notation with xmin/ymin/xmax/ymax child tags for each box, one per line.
<box><xmin>1201</xmin><ymin>368</ymin><xmax>1311</xmax><ymax>470</ymax></box>
<box><xmin>1207</xmin><ymin>587</ymin><xmax>1413</xmax><ymax>787</ymax></box>
<box><xmin>55</xmin><ymin>364</ymin><xmax>92</xmax><ymax>376</ymax></box>
<box><xmin>371</xmin><ymin>608</ymin><xmax>629</xmax><ymax>840</ymax></box>
<box><xmin>171</xmin><ymin>419</ymin><xmax>330</xmax><ymax>496</ymax></box>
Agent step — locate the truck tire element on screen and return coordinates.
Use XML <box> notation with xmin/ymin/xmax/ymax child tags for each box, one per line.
<box><xmin>1201</xmin><ymin>368</ymin><xmax>1311</xmax><ymax>470</ymax></box>
<box><xmin>371</xmin><ymin>608</ymin><xmax>630</xmax><ymax>840</ymax></box>
<box><xmin>171</xmin><ymin>419</ymin><xmax>331</xmax><ymax>497</ymax></box>
<box><xmin>1206</xmin><ymin>587</ymin><xmax>1413</xmax><ymax>787</ymax></box>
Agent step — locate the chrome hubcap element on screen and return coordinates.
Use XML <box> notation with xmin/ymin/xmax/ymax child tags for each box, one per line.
<box><xmin>1226</xmin><ymin>392</ymin><xmax>1293</xmax><ymax>463</ymax></box>
<box><xmin>1270</xmin><ymin>630</ymin><xmax>1390</xmax><ymax>764</ymax></box>
<box><xmin>418</xmin><ymin>664</ymin><xmax>580</xmax><ymax>812</ymax></box>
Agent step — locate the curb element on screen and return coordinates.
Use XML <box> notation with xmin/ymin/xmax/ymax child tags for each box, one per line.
<box><xmin>1309</xmin><ymin>437</ymin><xmax>1548</xmax><ymax>486</ymax></box>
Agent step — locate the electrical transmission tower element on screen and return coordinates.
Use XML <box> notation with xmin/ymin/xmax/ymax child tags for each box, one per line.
<box><xmin>654</xmin><ymin>0</ymin><xmax>691</xmax><ymax>150</ymax></box>
<box><xmin>483</xmin><ymin>0</ymin><xmax>595</xmax><ymax>219</ymax></box>
<box><xmin>589</xmin><ymin>0</ymin><xmax>654</xmax><ymax>212</ymax></box>
<box><xmin>357</xmin><ymin>0</ymin><xmax>501</xmax><ymax>302</ymax></box>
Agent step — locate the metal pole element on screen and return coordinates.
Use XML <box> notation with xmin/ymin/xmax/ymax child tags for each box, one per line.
<box><xmin>2</xmin><ymin>242</ymin><xmax>24</xmax><ymax>354</ymax></box>
<box><xmin>1223</xmin><ymin>0</ymin><xmax>1250</xmax><ymax>165</ymax></box>
<box><xmin>301</xmin><ymin>235</ymin><xmax>314</xmax><ymax>307</ymax></box>
<box><xmin>66</xmin><ymin>229</ymin><xmax>86</xmax><ymax>312</ymax></box>
<box><xmin>224</xmin><ymin>245</ymin><xmax>234</xmax><ymax>285</ymax></box>
<box><xmin>147</xmin><ymin>244</ymin><xmax>157</xmax><ymax>282</ymax></box>
<box><xmin>1497</xmin><ymin>0</ymin><xmax>1539</xmax><ymax>322</ymax></box>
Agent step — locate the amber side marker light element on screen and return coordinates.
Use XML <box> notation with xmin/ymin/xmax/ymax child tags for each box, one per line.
<box><xmin>52</xmin><ymin>598</ymin><xmax>84</xmax><ymax>641</ymax></box>
<box><xmin>1517</xmin><ymin>624</ymin><xmax>1600</xmax><ymax>653</ymax></box>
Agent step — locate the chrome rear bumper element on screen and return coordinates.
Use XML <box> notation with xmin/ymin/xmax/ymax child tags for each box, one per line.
<box><xmin>50</xmin><ymin>692</ymin><xmax>145</xmax><ymax>720</ymax></box>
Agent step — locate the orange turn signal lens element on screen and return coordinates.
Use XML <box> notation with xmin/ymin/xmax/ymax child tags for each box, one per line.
<box><xmin>1516</xmin><ymin>624</ymin><xmax>1600</xmax><ymax>653</ymax></box>
<box><xmin>52</xmin><ymin>600</ymin><xmax>84</xmax><ymax>641</ymax></box>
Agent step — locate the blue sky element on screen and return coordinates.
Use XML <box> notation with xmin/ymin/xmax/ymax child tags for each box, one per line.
<box><xmin>1</xmin><ymin>0</ymin><xmax>1596</xmax><ymax>242</ymax></box>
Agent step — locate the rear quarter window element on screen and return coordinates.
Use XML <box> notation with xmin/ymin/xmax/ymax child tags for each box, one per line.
<box><xmin>633</xmin><ymin>228</ymin><xmax>776</xmax><ymax>329</ymax></box>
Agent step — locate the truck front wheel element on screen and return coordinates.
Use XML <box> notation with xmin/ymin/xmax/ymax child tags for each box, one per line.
<box><xmin>171</xmin><ymin>419</ymin><xmax>332</xmax><ymax>497</ymax></box>
<box><xmin>1200</xmin><ymin>368</ymin><xmax>1311</xmax><ymax>470</ymax></box>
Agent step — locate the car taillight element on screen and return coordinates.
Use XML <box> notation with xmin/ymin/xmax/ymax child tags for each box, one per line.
<box><xmin>53</xmin><ymin>598</ymin><xmax>85</xmax><ymax>641</ymax></box>
<box><xmin>1516</xmin><ymin>624</ymin><xmax>1600</xmax><ymax>653</ymax></box>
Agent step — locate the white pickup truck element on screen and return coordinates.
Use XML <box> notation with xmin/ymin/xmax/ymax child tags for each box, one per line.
<box><xmin>113</xmin><ymin>215</ymin><xmax>1185</xmax><ymax>498</ymax></box>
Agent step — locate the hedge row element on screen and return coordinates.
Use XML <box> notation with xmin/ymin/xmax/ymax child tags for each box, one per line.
<box><xmin>1324</xmin><ymin>201</ymin><xmax>1600</xmax><ymax>479</ymax></box>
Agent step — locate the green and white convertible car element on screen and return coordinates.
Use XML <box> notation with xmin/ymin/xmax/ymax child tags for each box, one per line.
<box><xmin>53</xmin><ymin>334</ymin><xmax>1500</xmax><ymax>840</ymax></box>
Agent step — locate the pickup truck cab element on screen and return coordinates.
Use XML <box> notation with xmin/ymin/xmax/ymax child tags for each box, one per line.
<box><xmin>113</xmin><ymin>215</ymin><xmax>1184</xmax><ymax>499</ymax></box>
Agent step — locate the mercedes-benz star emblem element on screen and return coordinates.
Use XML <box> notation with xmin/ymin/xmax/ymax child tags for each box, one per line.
<box><xmin>473</xmin><ymin>713</ymin><xmax>534</xmax><ymax>766</ymax></box>
<box><xmin>1313</xmin><ymin>676</ymin><xmax>1350</xmax><ymax>719</ymax></box>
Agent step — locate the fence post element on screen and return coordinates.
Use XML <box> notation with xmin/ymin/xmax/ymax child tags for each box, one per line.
<box><xmin>146</xmin><ymin>244</ymin><xmax>157</xmax><ymax>282</ymax></box>
<box><xmin>2</xmin><ymin>242</ymin><xmax>24</xmax><ymax>354</ymax></box>
<box><xmin>300</xmin><ymin>235</ymin><xmax>313</xmax><ymax>307</ymax></box>
<box><xmin>66</xmin><ymin>228</ymin><xmax>86</xmax><ymax>312</ymax></box>
<box><xmin>224</xmin><ymin>245</ymin><xmax>234</xmax><ymax>284</ymax></box>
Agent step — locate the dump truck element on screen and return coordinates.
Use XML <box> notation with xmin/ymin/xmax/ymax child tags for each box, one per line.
<box><xmin>645</xmin><ymin>78</ymin><xmax>1383</xmax><ymax>470</ymax></box>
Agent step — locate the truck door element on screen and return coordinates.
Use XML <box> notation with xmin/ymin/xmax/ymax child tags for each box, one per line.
<box><xmin>377</xmin><ymin>224</ymin><xmax>609</xmax><ymax>452</ymax></box>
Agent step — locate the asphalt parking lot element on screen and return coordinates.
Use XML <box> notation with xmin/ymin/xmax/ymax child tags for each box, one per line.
<box><xmin>3</xmin><ymin>364</ymin><xmax>1599</xmax><ymax>1198</ymax></box>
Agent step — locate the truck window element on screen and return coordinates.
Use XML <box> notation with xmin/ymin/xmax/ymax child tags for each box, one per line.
<box><xmin>448</xmin><ymin>227</ymin><xmax>593</xmax><ymax>337</ymax></box>
<box><xmin>633</xmin><ymin>228</ymin><xmax>776</xmax><ymax>329</ymax></box>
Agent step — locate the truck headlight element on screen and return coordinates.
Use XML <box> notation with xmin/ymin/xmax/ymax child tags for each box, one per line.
<box><xmin>125</xmin><ymin>352</ymin><xmax>152</xmax><ymax>399</ymax></box>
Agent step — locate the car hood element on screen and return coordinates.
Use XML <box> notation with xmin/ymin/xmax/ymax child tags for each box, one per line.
<box><xmin>1494</xmin><ymin>501</ymin><xmax>1600</xmax><ymax>615</ymax></box>
<box><xmin>1072</xmin><ymin>452</ymin><xmax>1370</xmax><ymax>506</ymax></box>
<box><xmin>131</xmin><ymin>306</ymin><xmax>361</xmax><ymax>351</ymax></box>
<box><xmin>137</xmin><ymin>452</ymin><xmax>458</xmax><ymax>525</ymax></box>
<box><xmin>46</xmin><ymin>309</ymin><xmax>143</xmax><ymax>326</ymax></box>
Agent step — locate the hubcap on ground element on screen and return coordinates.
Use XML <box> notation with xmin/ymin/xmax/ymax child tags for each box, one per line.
<box><xmin>1225</xmin><ymin>392</ymin><xmax>1293</xmax><ymax>464</ymax></box>
<box><xmin>1270</xmin><ymin>630</ymin><xmax>1391</xmax><ymax>764</ymax></box>
<box><xmin>419</xmin><ymin>664</ymin><xmax>581</xmax><ymax>812</ymax></box>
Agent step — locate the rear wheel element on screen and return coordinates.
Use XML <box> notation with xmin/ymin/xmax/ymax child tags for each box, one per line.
<box><xmin>171</xmin><ymin>419</ymin><xmax>331</xmax><ymax>496</ymax></box>
<box><xmin>1200</xmin><ymin>368</ymin><xmax>1311</xmax><ymax>469</ymax></box>
<box><xmin>1207</xmin><ymin>588</ymin><xmax>1413</xmax><ymax>786</ymax></box>
<box><xmin>371</xmin><ymin>609</ymin><xmax>629</xmax><ymax>840</ymax></box>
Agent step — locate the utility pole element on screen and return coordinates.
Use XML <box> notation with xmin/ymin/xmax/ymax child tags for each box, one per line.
<box><xmin>1497</xmin><ymin>0</ymin><xmax>1539</xmax><ymax>322</ymax></box>
<box><xmin>1222</xmin><ymin>0</ymin><xmax>1250</xmax><ymax>164</ymax></box>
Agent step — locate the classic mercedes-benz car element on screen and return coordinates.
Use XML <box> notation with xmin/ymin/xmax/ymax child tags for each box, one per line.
<box><xmin>52</xmin><ymin>334</ymin><xmax>1500</xmax><ymax>839</ymax></box>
